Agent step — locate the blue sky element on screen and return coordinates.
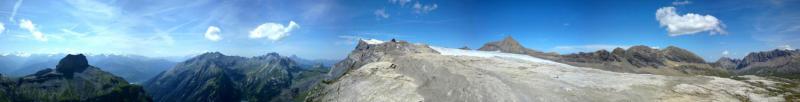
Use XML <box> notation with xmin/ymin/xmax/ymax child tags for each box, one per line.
<box><xmin>0</xmin><ymin>0</ymin><xmax>797</xmax><ymax>61</ymax></box>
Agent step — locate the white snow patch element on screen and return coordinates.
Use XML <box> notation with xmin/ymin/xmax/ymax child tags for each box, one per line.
<box><xmin>362</xmin><ymin>39</ymin><xmax>385</xmax><ymax>44</ymax></box>
<box><xmin>430</xmin><ymin>46</ymin><xmax>567</xmax><ymax>66</ymax></box>
<box><xmin>431</xmin><ymin>46</ymin><xmax>671</xmax><ymax>91</ymax></box>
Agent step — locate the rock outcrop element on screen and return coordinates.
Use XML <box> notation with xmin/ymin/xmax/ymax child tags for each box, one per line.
<box><xmin>55</xmin><ymin>54</ymin><xmax>90</xmax><ymax>76</ymax></box>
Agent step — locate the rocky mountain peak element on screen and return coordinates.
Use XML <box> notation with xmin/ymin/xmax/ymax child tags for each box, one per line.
<box><xmin>660</xmin><ymin>45</ymin><xmax>706</xmax><ymax>63</ymax></box>
<box><xmin>627</xmin><ymin>45</ymin><xmax>655</xmax><ymax>52</ymax></box>
<box><xmin>55</xmin><ymin>54</ymin><xmax>90</xmax><ymax>74</ymax></box>
<box><xmin>478</xmin><ymin>36</ymin><xmax>532</xmax><ymax>54</ymax></box>
<box><xmin>742</xmin><ymin>49</ymin><xmax>798</xmax><ymax>63</ymax></box>
<box><xmin>197</xmin><ymin>52</ymin><xmax>225</xmax><ymax>58</ymax></box>
<box><xmin>611</xmin><ymin>47</ymin><xmax>626</xmax><ymax>55</ymax></box>
<box><xmin>501</xmin><ymin>36</ymin><xmax>519</xmax><ymax>44</ymax></box>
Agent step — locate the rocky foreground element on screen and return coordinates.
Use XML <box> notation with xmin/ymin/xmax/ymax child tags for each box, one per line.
<box><xmin>305</xmin><ymin>40</ymin><xmax>790</xmax><ymax>102</ymax></box>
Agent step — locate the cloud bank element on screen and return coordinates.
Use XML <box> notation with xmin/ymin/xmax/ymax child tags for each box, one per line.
<box><xmin>656</xmin><ymin>6</ymin><xmax>725</xmax><ymax>36</ymax></box>
<box><xmin>249</xmin><ymin>21</ymin><xmax>300</xmax><ymax>41</ymax></box>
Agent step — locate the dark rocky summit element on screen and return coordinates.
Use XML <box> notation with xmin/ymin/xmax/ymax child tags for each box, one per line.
<box><xmin>55</xmin><ymin>54</ymin><xmax>90</xmax><ymax>77</ymax></box>
<box><xmin>0</xmin><ymin>54</ymin><xmax>152</xmax><ymax>102</ymax></box>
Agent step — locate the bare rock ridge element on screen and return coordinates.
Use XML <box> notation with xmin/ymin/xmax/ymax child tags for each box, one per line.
<box><xmin>306</xmin><ymin>39</ymin><xmax>787</xmax><ymax>101</ymax></box>
<box><xmin>325</xmin><ymin>39</ymin><xmax>436</xmax><ymax>81</ymax></box>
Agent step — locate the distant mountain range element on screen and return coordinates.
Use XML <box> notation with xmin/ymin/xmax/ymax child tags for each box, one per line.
<box><xmin>0</xmin><ymin>54</ymin><xmax>177</xmax><ymax>83</ymax></box>
<box><xmin>714</xmin><ymin>49</ymin><xmax>800</xmax><ymax>79</ymax></box>
<box><xmin>143</xmin><ymin>52</ymin><xmax>328</xmax><ymax>102</ymax></box>
<box><xmin>475</xmin><ymin>36</ymin><xmax>728</xmax><ymax>76</ymax></box>
<box><xmin>0</xmin><ymin>54</ymin><xmax>151</xmax><ymax>101</ymax></box>
<box><xmin>476</xmin><ymin>36</ymin><xmax>800</xmax><ymax>79</ymax></box>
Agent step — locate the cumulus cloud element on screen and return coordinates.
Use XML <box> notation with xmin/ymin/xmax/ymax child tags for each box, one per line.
<box><xmin>656</xmin><ymin>6</ymin><xmax>725</xmax><ymax>36</ymax></box>
<box><xmin>204</xmin><ymin>26</ymin><xmax>222</xmax><ymax>41</ymax></box>
<box><xmin>19</xmin><ymin>19</ymin><xmax>47</xmax><ymax>41</ymax></box>
<box><xmin>0</xmin><ymin>22</ymin><xmax>5</xmax><ymax>34</ymax></box>
<box><xmin>412</xmin><ymin>2</ymin><xmax>438</xmax><ymax>14</ymax></box>
<box><xmin>672</xmin><ymin>0</ymin><xmax>691</xmax><ymax>6</ymax></box>
<box><xmin>389</xmin><ymin>0</ymin><xmax>413</xmax><ymax>6</ymax></box>
<box><xmin>249</xmin><ymin>21</ymin><xmax>300</xmax><ymax>41</ymax></box>
<box><xmin>374</xmin><ymin>8</ymin><xmax>390</xmax><ymax>19</ymax></box>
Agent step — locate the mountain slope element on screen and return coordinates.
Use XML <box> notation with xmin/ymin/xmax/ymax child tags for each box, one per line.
<box><xmin>0</xmin><ymin>54</ymin><xmax>151</xmax><ymax>102</ymax></box>
<box><xmin>306</xmin><ymin>40</ymin><xmax>784</xmax><ymax>101</ymax></box>
<box><xmin>143</xmin><ymin>52</ymin><xmax>327</xmax><ymax>102</ymax></box>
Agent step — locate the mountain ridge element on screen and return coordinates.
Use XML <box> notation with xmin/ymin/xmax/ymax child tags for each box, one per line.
<box><xmin>144</xmin><ymin>52</ymin><xmax>328</xmax><ymax>102</ymax></box>
<box><xmin>478</xmin><ymin>36</ymin><xmax>727</xmax><ymax>76</ymax></box>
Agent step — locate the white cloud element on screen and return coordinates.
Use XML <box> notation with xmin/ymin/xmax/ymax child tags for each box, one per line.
<box><xmin>412</xmin><ymin>2</ymin><xmax>438</xmax><ymax>14</ymax></box>
<box><xmin>722</xmin><ymin>50</ymin><xmax>729</xmax><ymax>56</ymax></box>
<box><xmin>65</xmin><ymin>0</ymin><xmax>117</xmax><ymax>17</ymax></box>
<box><xmin>0</xmin><ymin>22</ymin><xmax>5</xmax><ymax>34</ymax></box>
<box><xmin>672</xmin><ymin>0</ymin><xmax>691</xmax><ymax>6</ymax></box>
<box><xmin>9</xmin><ymin>0</ymin><xmax>23</xmax><ymax>22</ymax></box>
<box><xmin>389</xmin><ymin>0</ymin><xmax>413</xmax><ymax>6</ymax></box>
<box><xmin>779</xmin><ymin>45</ymin><xmax>793</xmax><ymax>50</ymax></box>
<box><xmin>552</xmin><ymin>44</ymin><xmax>632</xmax><ymax>54</ymax></box>
<box><xmin>374</xmin><ymin>8</ymin><xmax>390</xmax><ymax>19</ymax></box>
<box><xmin>19</xmin><ymin>19</ymin><xmax>47</xmax><ymax>41</ymax></box>
<box><xmin>656</xmin><ymin>6</ymin><xmax>725</xmax><ymax>36</ymax></box>
<box><xmin>204</xmin><ymin>26</ymin><xmax>222</xmax><ymax>41</ymax></box>
<box><xmin>249</xmin><ymin>21</ymin><xmax>300</xmax><ymax>41</ymax></box>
